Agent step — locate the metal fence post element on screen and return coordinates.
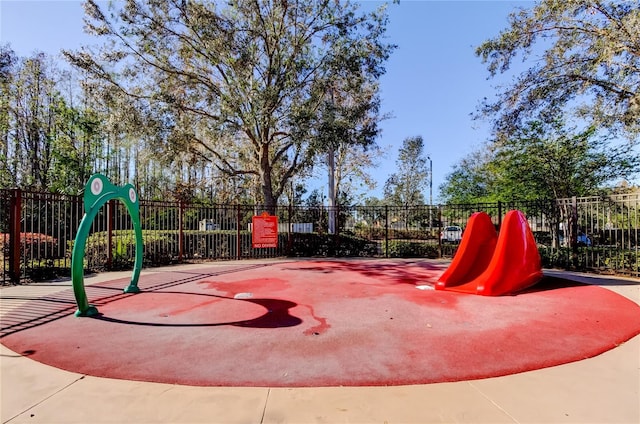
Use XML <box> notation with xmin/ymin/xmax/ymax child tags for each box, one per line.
<box><xmin>437</xmin><ymin>205</ymin><xmax>443</xmax><ymax>258</ymax></box>
<box><xmin>236</xmin><ymin>204</ymin><xmax>241</xmax><ymax>259</ymax></box>
<box><xmin>571</xmin><ymin>196</ymin><xmax>578</xmax><ymax>268</ymax></box>
<box><xmin>334</xmin><ymin>204</ymin><xmax>340</xmax><ymax>255</ymax></box>
<box><xmin>107</xmin><ymin>199</ymin><xmax>114</xmax><ymax>269</ymax></box>
<box><xmin>178</xmin><ymin>201</ymin><xmax>184</xmax><ymax>262</ymax></box>
<box><xmin>384</xmin><ymin>205</ymin><xmax>389</xmax><ymax>258</ymax></box>
<box><xmin>2</xmin><ymin>190</ymin><xmax>636</xmax><ymax>277</ymax></box>
<box><xmin>8</xmin><ymin>188</ymin><xmax>22</xmax><ymax>282</ymax></box>
<box><xmin>287</xmin><ymin>202</ymin><xmax>293</xmax><ymax>256</ymax></box>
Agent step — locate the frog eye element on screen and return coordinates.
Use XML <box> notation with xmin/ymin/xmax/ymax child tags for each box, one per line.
<box><xmin>90</xmin><ymin>177</ymin><xmax>103</xmax><ymax>195</ymax></box>
<box><xmin>129</xmin><ymin>187</ymin><xmax>137</xmax><ymax>203</ymax></box>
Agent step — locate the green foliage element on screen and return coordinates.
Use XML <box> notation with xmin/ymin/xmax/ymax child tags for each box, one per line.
<box><xmin>78</xmin><ymin>230</ymin><xmax>177</xmax><ymax>270</ymax></box>
<box><xmin>0</xmin><ymin>45</ymin><xmax>14</xmax><ymax>189</ymax></box>
<box><xmin>288</xmin><ymin>233</ymin><xmax>379</xmax><ymax>258</ymax></box>
<box><xmin>75</xmin><ymin>229</ymin><xmax>380</xmax><ymax>269</ymax></box>
<box><xmin>333</xmin><ymin>144</ymin><xmax>386</xmax><ymax>203</ymax></box>
<box><xmin>438</xmin><ymin>145</ymin><xmax>501</xmax><ymax>204</ymax></box>
<box><xmin>384</xmin><ymin>136</ymin><xmax>429</xmax><ymax>206</ymax></box>
<box><xmin>0</xmin><ymin>47</ymin><xmax>102</xmax><ymax>194</ymax></box>
<box><xmin>65</xmin><ymin>0</ymin><xmax>395</xmax><ymax>210</ymax></box>
<box><xmin>382</xmin><ymin>240</ymin><xmax>439</xmax><ymax>258</ymax></box>
<box><xmin>538</xmin><ymin>246</ymin><xmax>571</xmax><ymax>269</ymax></box>
<box><xmin>493</xmin><ymin>121</ymin><xmax>639</xmax><ymax>199</ymax></box>
<box><xmin>440</xmin><ymin>120</ymin><xmax>639</xmax><ymax>203</ymax></box>
<box><xmin>384</xmin><ymin>136</ymin><xmax>430</xmax><ymax>230</ymax></box>
<box><xmin>48</xmin><ymin>104</ymin><xmax>102</xmax><ymax>194</ymax></box>
<box><xmin>388</xmin><ymin>229</ymin><xmax>435</xmax><ymax>240</ymax></box>
<box><xmin>538</xmin><ymin>245</ymin><xmax>639</xmax><ymax>275</ymax></box>
<box><xmin>476</xmin><ymin>0</ymin><xmax>640</xmax><ymax>139</ymax></box>
<box><xmin>602</xmin><ymin>250</ymin><xmax>640</xmax><ymax>273</ymax></box>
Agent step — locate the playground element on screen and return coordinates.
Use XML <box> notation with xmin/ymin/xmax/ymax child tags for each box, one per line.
<box><xmin>1</xmin><ymin>257</ymin><xmax>639</xmax><ymax>389</ymax></box>
<box><xmin>1</xmin><ymin>259</ymin><xmax>639</xmax><ymax>423</ymax></box>
<box><xmin>1</xmin><ymin>176</ymin><xmax>639</xmax><ymax>422</ymax></box>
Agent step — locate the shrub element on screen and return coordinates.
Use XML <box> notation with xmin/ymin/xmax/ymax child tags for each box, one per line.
<box><xmin>288</xmin><ymin>233</ymin><xmax>378</xmax><ymax>257</ymax></box>
<box><xmin>71</xmin><ymin>230</ymin><xmax>177</xmax><ymax>270</ymax></box>
<box><xmin>382</xmin><ymin>240</ymin><xmax>439</xmax><ymax>258</ymax></box>
<box><xmin>386</xmin><ymin>229</ymin><xmax>436</xmax><ymax>240</ymax></box>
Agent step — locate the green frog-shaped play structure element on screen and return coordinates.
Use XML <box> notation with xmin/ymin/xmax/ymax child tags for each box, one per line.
<box><xmin>72</xmin><ymin>174</ymin><xmax>143</xmax><ymax>316</ymax></box>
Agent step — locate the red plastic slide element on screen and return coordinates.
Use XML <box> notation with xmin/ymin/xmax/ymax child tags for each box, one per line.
<box><xmin>436</xmin><ymin>210</ymin><xmax>543</xmax><ymax>296</ymax></box>
<box><xmin>435</xmin><ymin>212</ymin><xmax>497</xmax><ymax>291</ymax></box>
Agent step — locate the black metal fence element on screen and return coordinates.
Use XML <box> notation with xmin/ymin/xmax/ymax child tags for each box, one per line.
<box><xmin>1</xmin><ymin>189</ymin><xmax>638</xmax><ymax>283</ymax></box>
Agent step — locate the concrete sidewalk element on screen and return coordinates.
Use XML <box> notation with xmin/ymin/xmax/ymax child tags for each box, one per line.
<box><xmin>1</xmin><ymin>263</ymin><xmax>639</xmax><ymax>424</ymax></box>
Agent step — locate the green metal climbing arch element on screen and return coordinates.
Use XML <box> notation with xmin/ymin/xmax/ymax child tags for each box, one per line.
<box><xmin>71</xmin><ymin>174</ymin><xmax>143</xmax><ymax>317</ymax></box>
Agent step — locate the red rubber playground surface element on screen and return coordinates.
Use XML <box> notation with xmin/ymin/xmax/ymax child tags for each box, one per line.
<box><xmin>2</xmin><ymin>259</ymin><xmax>639</xmax><ymax>387</ymax></box>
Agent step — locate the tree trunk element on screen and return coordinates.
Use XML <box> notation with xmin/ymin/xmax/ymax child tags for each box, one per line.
<box><xmin>259</xmin><ymin>143</ymin><xmax>277</xmax><ymax>214</ymax></box>
<box><xmin>328</xmin><ymin>148</ymin><xmax>336</xmax><ymax>234</ymax></box>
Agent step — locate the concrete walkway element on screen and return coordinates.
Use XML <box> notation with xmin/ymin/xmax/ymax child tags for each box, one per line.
<box><xmin>1</xmin><ymin>261</ymin><xmax>639</xmax><ymax>424</ymax></box>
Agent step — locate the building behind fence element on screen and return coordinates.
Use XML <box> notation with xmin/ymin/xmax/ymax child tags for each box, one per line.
<box><xmin>1</xmin><ymin>189</ymin><xmax>638</xmax><ymax>283</ymax></box>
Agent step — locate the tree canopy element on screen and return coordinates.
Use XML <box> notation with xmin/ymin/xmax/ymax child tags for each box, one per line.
<box><xmin>438</xmin><ymin>145</ymin><xmax>498</xmax><ymax>205</ymax></box>
<box><xmin>0</xmin><ymin>46</ymin><xmax>101</xmax><ymax>193</ymax></box>
<box><xmin>64</xmin><ymin>0</ymin><xmax>395</xmax><ymax>210</ymax></box>
<box><xmin>448</xmin><ymin>0</ymin><xmax>640</xmax><ymax>205</ymax></box>
<box><xmin>384</xmin><ymin>135</ymin><xmax>429</xmax><ymax>206</ymax></box>
<box><xmin>476</xmin><ymin>0</ymin><xmax>640</xmax><ymax>139</ymax></box>
<box><xmin>439</xmin><ymin>120</ymin><xmax>640</xmax><ymax>204</ymax></box>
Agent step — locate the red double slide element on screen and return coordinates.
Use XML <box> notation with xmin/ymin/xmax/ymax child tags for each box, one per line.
<box><xmin>436</xmin><ymin>210</ymin><xmax>543</xmax><ymax>296</ymax></box>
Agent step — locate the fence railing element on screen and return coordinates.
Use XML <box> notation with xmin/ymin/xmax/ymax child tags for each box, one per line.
<box><xmin>1</xmin><ymin>189</ymin><xmax>638</xmax><ymax>283</ymax></box>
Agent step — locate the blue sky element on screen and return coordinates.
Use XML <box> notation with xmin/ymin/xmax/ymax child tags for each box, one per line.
<box><xmin>0</xmin><ymin>0</ymin><xmax>533</xmax><ymax>201</ymax></box>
